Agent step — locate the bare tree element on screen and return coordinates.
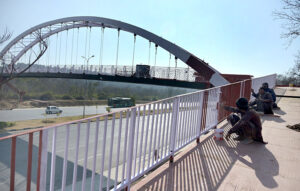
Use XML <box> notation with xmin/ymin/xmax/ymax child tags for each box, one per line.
<box><xmin>273</xmin><ymin>0</ymin><xmax>300</xmax><ymax>45</ymax></box>
<box><xmin>0</xmin><ymin>28</ymin><xmax>12</xmax><ymax>45</ymax></box>
<box><xmin>0</xmin><ymin>31</ymin><xmax>48</xmax><ymax>88</ymax></box>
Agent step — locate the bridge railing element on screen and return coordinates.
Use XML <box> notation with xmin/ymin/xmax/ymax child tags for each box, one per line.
<box><xmin>0</xmin><ymin>74</ymin><xmax>276</xmax><ymax>191</ymax></box>
<box><xmin>13</xmin><ymin>63</ymin><xmax>197</xmax><ymax>82</ymax></box>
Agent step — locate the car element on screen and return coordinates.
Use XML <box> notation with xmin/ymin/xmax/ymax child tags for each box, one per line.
<box><xmin>45</xmin><ymin>106</ymin><xmax>62</xmax><ymax>114</ymax></box>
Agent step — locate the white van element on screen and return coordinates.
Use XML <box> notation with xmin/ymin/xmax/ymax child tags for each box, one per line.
<box><xmin>45</xmin><ymin>106</ymin><xmax>62</xmax><ymax>114</ymax></box>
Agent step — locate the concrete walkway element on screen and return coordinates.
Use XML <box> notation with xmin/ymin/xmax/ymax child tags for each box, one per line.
<box><xmin>132</xmin><ymin>87</ymin><xmax>300</xmax><ymax>191</ymax></box>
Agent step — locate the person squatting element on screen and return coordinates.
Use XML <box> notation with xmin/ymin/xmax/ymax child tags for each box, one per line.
<box><xmin>223</xmin><ymin>97</ymin><xmax>267</xmax><ymax>144</ymax></box>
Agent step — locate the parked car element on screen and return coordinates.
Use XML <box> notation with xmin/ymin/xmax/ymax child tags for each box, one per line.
<box><xmin>45</xmin><ymin>106</ymin><xmax>62</xmax><ymax>114</ymax></box>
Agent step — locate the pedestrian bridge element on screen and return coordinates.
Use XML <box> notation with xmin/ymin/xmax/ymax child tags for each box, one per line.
<box><xmin>0</xmin><ymin>73</ymin><xmax>277</xmax><ymax>191</ymax></box>
<box><xmin>0</xmin><ymin>16</ymin><xmax>280</xmax><ymax>191</ymax></box>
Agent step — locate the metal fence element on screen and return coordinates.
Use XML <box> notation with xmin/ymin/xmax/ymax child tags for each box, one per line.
<box><xmin>0</xmin><ymin>74</ymin><xmax>276</xmax><ymax>191</ymax></box>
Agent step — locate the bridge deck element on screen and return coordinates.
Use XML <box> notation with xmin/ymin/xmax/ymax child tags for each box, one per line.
<box><xmin>132</xmin><ymin>87</ymin><xmax>300</xmax><ymax>191</ymax></box>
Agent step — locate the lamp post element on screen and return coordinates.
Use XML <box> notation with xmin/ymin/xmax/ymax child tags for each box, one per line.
<box><xmin>81</xmin><ymin>55</ymin><xmax>94</xmax><ymax>118</ymax></box>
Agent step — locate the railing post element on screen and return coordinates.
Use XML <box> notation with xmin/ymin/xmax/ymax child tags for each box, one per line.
<box><xmin>169</xmin><ymin>97</ymin><xmax>180</xmax><ymax>163</ymax></box>
<box><xmin>125</xmin><ymin>108</ymin><xmax>137</xmax><ymax>190</ymax></box>
<box><xmin>196</xmin><ymin>92</ymin><xmax>204</xmax><ymax>143</ymax></box>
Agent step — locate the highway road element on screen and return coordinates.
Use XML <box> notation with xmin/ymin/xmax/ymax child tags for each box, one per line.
<box><xmin>0</xmin><ymin>105</ymin><xmax>129</xmax><ymax>122</ymax></box>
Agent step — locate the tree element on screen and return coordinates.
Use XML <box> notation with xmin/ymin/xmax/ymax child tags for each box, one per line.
<box><xmin>273</xmin><ymin>0</ymin><xmax>300</xmax><ymax>45</ymax></box>
<box><xmin>0</xmin><ymin>30</ymin><xmax>48</xmax><ymax>88</ymax></box>
<box><xmin>274</xmin><ymin>0</ymin><xmax>300</xmax><ymax>85</ymax></box>
<box><xmin>0</xmin><ymin>28</ymin><xmax>12</xmax><ymax>45</ymax></box>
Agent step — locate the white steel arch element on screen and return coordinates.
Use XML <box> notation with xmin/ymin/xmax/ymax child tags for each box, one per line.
<box><xmin>0</xmin><ymin>16</ymin><xmax>228</xmax><ymax>86</ymax></box>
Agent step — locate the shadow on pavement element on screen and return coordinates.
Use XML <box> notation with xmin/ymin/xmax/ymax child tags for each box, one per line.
<box><xmin>136</xmin><ymin>123</ymin><xmax>278</xmax><ymax>191</ymax></box>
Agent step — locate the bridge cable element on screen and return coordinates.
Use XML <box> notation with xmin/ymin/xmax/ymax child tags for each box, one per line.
<box><xmin>168</xmin><ymin>53</ymin><xmax>171</xmax><ymax>79</ymax></box>
<box><xmin>75</xmin><ymin>28</ymin><xmax>79</xmax><ymax>71</ymax></box>
<box><xmin>70</xmin><ymin>22</ymin><xmax>75</xmax><ymax>71</ymax></box>
<box><xmin>153</xmin><ymin>44</ymin><xmax>158</xmax><ymax>77</ymax></box>
<box><xmin>131</xmin><ymin>34</ymin><xmax>137</xmax><ymax>75</ymax></box>
<box><xmin>54</xmin><ymin>33</ymin><xmax>58</xmax><ymax>70</ymax></box>
<box><xmin>46</xmin><ymin>37</ymin><xmax>51</xmax><ymax>72</ymax></box>
<box><xmin>99</xmin><ymin>27</ymin><xmax>105</xmax><ymax>73</ymax></box>
<box><xmin>64</xmin><ymin>29</ymin><xmax>69</xmax><ymax>71</ymax></box>
<box><xmin>84</xmin><ymin>26</ymin><xmax>89</xmax><ymax>72</ymax></box>
<box><xmin>115</xmin><ymin>29</ymin><xmax>120</xmax><ymax>74</ymax></box>
<box><xmin>58</xmin><ymin>23</ymin><xmax>63</xmax><ymax>70</ymax></box>
<box><xmin>87</xmin><ymin>27</ymin><xmax>92</xmax><ymax>72</ymax></box>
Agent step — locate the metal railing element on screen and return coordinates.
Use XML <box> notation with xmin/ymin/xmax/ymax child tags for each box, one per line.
<box><xmin>9</xmin><ymin>64</ymin><xmax>197</xmax><ymax>82</ymax></box>
<box><xmin>0</xmin><ymin>74</ymin><xmax>277</xmax><ymax>191</ymax></box>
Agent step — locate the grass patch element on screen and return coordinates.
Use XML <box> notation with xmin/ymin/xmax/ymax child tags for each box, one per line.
<box><xmin>0</xmin><ymin>121</ymin><xmax>16</xmax><ymax>129</ymax></box>
<box><xmin>41</xmin><ymin>119</ymin><xmax>55</xmax><ymax>123</ymax></box>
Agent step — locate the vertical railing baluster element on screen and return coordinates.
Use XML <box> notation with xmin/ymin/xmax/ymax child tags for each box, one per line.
<box><xmin>142</xmin><ymin>104</ymin><xmax>151</xmax><ymax>171</ymax></box>
<box><xmin>91</xmin><ymin>117</ymin><xmax>100</xmax><ymax>191</ymax></box>
<box><xmin>114</xmin><ymin>111</ymin><xmax>123</xmax><ymax>189</ymax></box>
<box><xmin>182</xmin><ymin>95</ymin><xmax>189</xmax><ymax>145</ymax></box>
<box><xmin>107</xmin><ymin>114</ymin><xmax>116</xmax><ymax>191</ymax></box>
<box><xmin>152</xmin><ymin>102</ymin><xmax>160</xmax><ymax>164</ymax></box>
<box><xmin>26</xmin><ymin>133</ymin><xmax>33</xmax><ymax>191</ymax></box>
<box><xmin>50</xmin><ymin>127</ymin><xmax>57</xmax><ymax>191</ymax></box>
<box><xmin>10</xmin><ymin>137</ymin><xmax>16</xmax><ymax>191</ymax></box>
<box><xmin>72</xmin><ymin>123</ymin><xmax>81</xmax><ymax>191</ymax></box>
<box><xmin>137</xmin><ymin>106</ymin><xmax>146</xmax><ymax>174</ymax></box>
<box><xmin>196</xmin><ymin>92</ymin><xmax>204</xmax><ymax>142</ymax></box>
<box><xmin>61</xmin><ymin>125</ymin><xmax>70</xmax><ymax>191</ymax></box>
<box><xmin>125</xmin><ymin>108</ymin><xmax>137</xmax><ymax>190</ymax></box>
<box><xmin>164</xmin><ymin>102</ymin><xmax>172</xmax><ymax>158</ymax></box>
<box><xmin>82</xmin><ymin>120</ymin><xmax>91</xmax><ymax>191</ymax></box>
<box><xmin>156</xmin><ymin>101</ymin><xmax>165</xmax><ymax>161</ymax></box>
<box><xmin>160</xmin><ymin>102</ymin><xmax>168</xmax><ymax>159</ymax></box>
<box><xmin>147</xmin><ymin>103</ymin><xmax>156</xmax><ymax>168</ymax></box>
<box><xmin>133</xmin><ymin>106</ymin><xmax>140</xmax><ymax>176</ymax></box>
<box><xmin>169</xmin><ymin>97</ymin><xmax>180</xmax><ymax>162</ymax></box>
<box><xmin>121</xmin><ymin>111</ymin><xmax>130</xmax><ymax>185</ymax></box>
<box><xmin>40</xmin><ymin>129</ymin><xmax>49</xmax><ymax>191</ymax></box>
<box><xmin>36</xmin><ymin>130</ymin><xmax>43</xmax><ymax>191</ymax></box>
<box><xmin>99</xmin><ymin>116</ymin><xmax>108</xmax><ymax>191</ymax></box>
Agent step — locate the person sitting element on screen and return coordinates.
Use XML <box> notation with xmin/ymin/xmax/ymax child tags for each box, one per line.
<box><xmin>223</xmin><ymin>97</ymin><xmax>267</xmax><ymax>144</ymax></box>
<box><xmin>252</xmin><ymin>82</ymin><xmax>278</xmax><ymax>108</ymax></box>
<box><xmin>249</xmin><ymin>87</ymin><xmax>274</xmax><ymax>114</ymax></box>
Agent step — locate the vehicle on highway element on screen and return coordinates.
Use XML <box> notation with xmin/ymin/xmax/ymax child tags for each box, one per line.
<box><xmin>45</xmin><ymin>106</ymin><xmax>62</xmax><ymax>114</ymax></box>
<box><xmin>108</xmin><ymin>97</ymin><xmax>135</xmax><ymax>108</ymax></box>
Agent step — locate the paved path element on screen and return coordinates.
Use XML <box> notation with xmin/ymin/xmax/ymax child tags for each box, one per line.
<box><xmin>132</xmin><ymin>87</ymin><xmax>300</xmax><ymax>191</ymax></box>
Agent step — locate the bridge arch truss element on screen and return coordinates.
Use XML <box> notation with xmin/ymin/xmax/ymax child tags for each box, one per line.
<box><xmin>0</xmin><ymin>16</ymin><xmax>228</xmax><ymax>86</ymax></box>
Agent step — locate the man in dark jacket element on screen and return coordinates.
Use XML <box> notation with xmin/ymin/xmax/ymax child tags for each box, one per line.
<box><xmin>223</xmin><ymin>98</ymin><xmax>267</xmax><ymax>144</ymax></box>
<box><xmin>252</xmin><ymin>82</ymin><xmax>277</xmax><ymax>108</ymax></box>
<box><xmin>250</xmin><ymin>87</ymin><xmax>273</xmax><ymax>114</ymax></box>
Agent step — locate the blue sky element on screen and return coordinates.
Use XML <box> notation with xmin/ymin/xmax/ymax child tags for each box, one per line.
<box><xmin>0</xmin><ymin>0</ymin><xmax>299</xmax><ymax>77</ymax></box>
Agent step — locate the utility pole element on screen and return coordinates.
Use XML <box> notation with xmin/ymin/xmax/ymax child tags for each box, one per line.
<box><xmin>81</xmin><ymin>55</ymin><xmax>94</xmax><ymax>118</ymax></box>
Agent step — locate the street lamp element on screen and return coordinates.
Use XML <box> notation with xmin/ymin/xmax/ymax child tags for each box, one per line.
<box><xmin>81</xmin><ymin>55</ymin><xmax>94</xmax><ymax>118</ymax></box>
<box><xmin>81</xmin><ymin>55</ymin><xmax>95</xmax><ymax>73</ymax></box>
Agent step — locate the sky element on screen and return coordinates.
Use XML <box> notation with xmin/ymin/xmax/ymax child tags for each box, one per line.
<box><xmin>0</xmin><ymin>0</ymin><xmax>299</xmax><ymax>77</ymax></box>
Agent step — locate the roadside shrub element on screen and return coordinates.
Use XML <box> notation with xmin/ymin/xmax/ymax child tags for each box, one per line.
<box><xmin>62</xmin><ymin>95</ymin><xmax>72</xmax><ymax>100</ymax></box>
<box><xmin>75</xmin><ymin>96</ymin><xmax>84</xmax><ymax>100</ymax></box>
<box><xmin>0</xmin><ymin>121</ymin><xmax>15</xmax><ymax>129</ymax></box>
<box><xmin>40</xmin><ymin>92</ymin><xmax>54</xmax><ymax>100</ymax></box>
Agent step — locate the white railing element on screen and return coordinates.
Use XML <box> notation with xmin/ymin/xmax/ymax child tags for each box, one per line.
<box><xmin>251</xmin><ymin>74</ymin><xmax>277</xmax><ymax>100</ymax></box>
<box><xmin>0</xmin><ymin>74</ymin><xmax>277</xmax><ymax>191</ymax></box>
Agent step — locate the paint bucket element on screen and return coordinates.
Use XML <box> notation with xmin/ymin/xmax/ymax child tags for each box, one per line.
<box><xmin>214</xmin><ymin>129</ymin><xmax>224</xmax><ymax>140</ymax></box>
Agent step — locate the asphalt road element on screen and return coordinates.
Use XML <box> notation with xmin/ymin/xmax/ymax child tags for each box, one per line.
<box><xmin>0</xmin><ymin>105</ymin><xmax>128</xmax><ymax>122</ymax></box>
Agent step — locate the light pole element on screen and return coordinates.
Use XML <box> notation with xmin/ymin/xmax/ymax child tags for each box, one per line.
<box><xmin>81</xmin><ymin>55</ymin><xmax>94</xmax><ymax>118</ymax></box>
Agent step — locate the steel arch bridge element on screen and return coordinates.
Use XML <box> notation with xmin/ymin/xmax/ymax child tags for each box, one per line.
<box><xmin>0</xmin><ymin>16</ymin><xmax>229</xmax><ymax>87</ymax></box>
